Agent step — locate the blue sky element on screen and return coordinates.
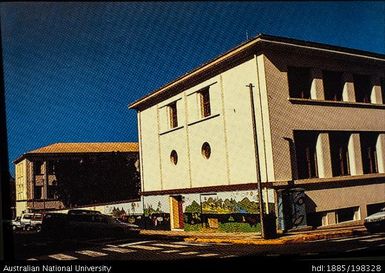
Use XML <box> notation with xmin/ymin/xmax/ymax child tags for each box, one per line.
<box><xmin>1</xmin><ymin>2</ymin><xmax>384</xmax><ymax>174</ymax></box>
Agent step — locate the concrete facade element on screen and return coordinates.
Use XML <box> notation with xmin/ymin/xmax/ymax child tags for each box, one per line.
<box><xmin>14</xmin><ymin>158</ymin><xmax>66</xmax><ymax>216</ymax></box>
<box><xmin>130</xmin><ymin>34</ymin><xmax>385</xmax><ymax>232</ymax></box>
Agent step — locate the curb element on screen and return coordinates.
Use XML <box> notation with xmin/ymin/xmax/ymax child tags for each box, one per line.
<box><xmin>183</xmin><ymin>229</ymin><xmax>368</xmax><ymax>245</ymax></box>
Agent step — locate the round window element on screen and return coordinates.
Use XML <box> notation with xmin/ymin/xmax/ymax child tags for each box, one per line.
<box><xmin>201</xmin><ymin>142</ymin><xmax>211</xmax><ymax>159</ymax></box>
<box><xmin>170</xmin><ymin>150</ymin><xmax>178</xmax><ymax>165</ymax></box>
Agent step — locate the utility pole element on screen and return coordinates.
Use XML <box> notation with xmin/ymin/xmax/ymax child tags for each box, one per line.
<box><xmin>246</xmin><ymin>83</ymin><xmax>266</xmax><ymax>239</ymax></box>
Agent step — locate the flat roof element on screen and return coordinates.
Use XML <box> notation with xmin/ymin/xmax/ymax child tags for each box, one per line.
<box><xmin>129</xmin><ymin>33</ymin><xmax>385</xmax><ymax>110</ymax></box>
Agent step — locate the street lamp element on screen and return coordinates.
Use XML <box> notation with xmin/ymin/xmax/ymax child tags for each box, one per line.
<box><xmin>246</xmin><ymin>83</ymin><xmax>266</xmax><ymax>239</ymax></box>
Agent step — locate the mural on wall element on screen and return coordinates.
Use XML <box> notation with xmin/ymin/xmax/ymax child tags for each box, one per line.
<box><xmin>201</xmin><ymin>196</ymin><xmax>259</xmax><ymax>214</ymax></box>
<box><xmin>277</xmin><ymin>188</ymin><xmax>307</xmax><ymax>231</ymax></box>
<box><xmin>182</xmin><ymin>193</ymin><xmax>201</xmax><ymax>227</ymax></box>
<box><xmin>104</xmin><ymin>201</ymin><xmax>143</xmax><ymax>216</ymax></box>
<box><xmin>54</xmin><ymin>188</ymin><xmax>277</xmax><ymax>233</ymax></box>
<box><xmin>143</xmin><ymin>195</ymin><xmax>170</xmax><ymax>230</ymax></box>
<box><xmin>183</xmin><ymin>189</ymin><xmax>275</xmax><ymax>233</ymax></box>
<box><xmin>54</xmin><ymin>201</ymin><xmax>146</xmax><ymax>227</ymax></box>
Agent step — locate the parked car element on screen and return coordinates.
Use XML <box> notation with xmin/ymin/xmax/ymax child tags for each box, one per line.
<box><xmin>364</xmin><ymin>207</ymin><xmax>385</xmax><ymax>233</ymax></box>
<box><xmin>67</xmin><ymin>209</ymin><xmax>102</xmax><ymax>215</ymax></box>
<box><xmin>11</xmin><ymin>216</ymin><xmax>23</xmax><ymax>231</ymax></box>
<box><xmin>41</xmin><ymin>210</ymin><xmax>140</xmax><ymax>240</ymax></box>
<box><xmin>18</xmin><ymin>213</ymin><xmax>43</xmax><ymax>232</ymax></box>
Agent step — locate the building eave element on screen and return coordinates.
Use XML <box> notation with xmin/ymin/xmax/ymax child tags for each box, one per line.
<box><xmin>128</xmin><ymin>34</ymin><xmax>385</xmax><ymax>111</ymax></box>
<box><xmin>14</xmin><ymin>151</ymin><xmax>138</xmax><ymax>165</ymax></box>
<box><xmin>13</xmin><ymin>142</ymin><xmax>139</xmax><ymax>164</ymax></box>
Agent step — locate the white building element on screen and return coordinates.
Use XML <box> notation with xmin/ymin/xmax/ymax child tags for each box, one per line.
<box><xmin>129</xmin><ymin>34</ymin><xmax>385</xmax><ymax>232</ymax></box>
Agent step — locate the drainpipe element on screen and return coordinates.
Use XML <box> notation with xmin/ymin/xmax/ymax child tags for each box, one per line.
<box><xmin>246</xmin><ymin>83</ymin><xmax>266</xmax><ymax>239</ymax></box>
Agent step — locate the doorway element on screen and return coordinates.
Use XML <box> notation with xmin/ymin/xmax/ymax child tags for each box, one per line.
<box><xmin>170</xmin><ymin>195</ymin><xmax>184</xmax><ymax>230</ymax></box>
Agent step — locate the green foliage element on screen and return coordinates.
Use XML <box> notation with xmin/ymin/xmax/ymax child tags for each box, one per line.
<box><xmin>185</xmin><ymin>200</ymin><xmax>201</xmax><ymax>213</ymax></box>
<box><xmin>200</xmin><ymin>196</ymin><xmax>259</xmax><ymax>214</ymax></box>
<box><xmin>238</xmin><ymin>197</ymin><xmax>259</xmax><ymax>214</ymax></box>
<box><xmin>184</xmin><ymin>222</ymin><xmax>261</xmax><ymax>233</ymax></box>
<box><xmin>144</xmin><ymin>203</ymin><xmax>164</xmax><ymax>216</ymax></box>
<box><xmin>218</xmin><ymin>222</ymin><xmax>261</xmax><ymax>233</ymax></box>
<box><xmin>184</xmin><ymin>223</ymin><xmax>202</xmax><ymax>232</ymax></box>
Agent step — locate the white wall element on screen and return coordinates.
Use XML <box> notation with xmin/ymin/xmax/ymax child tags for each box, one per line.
<box><xmin>15</xmin><ymin>159</ymin><xmax>28</xmax><ymax>216</ymax></box>
<box><xmin>139</xmin><ymin>57</ymin><xmax>271</xmax><ymax>191</ymax></box>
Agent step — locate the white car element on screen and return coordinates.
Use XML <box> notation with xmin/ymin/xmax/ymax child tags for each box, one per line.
<box><xmin>11</xmin><ymin>217</ymin><xmax>23</xmax><ymax>231</ymax></box>
<box><xmin>19</xmin><ymin>213</ymin><xmax>43</xmax><ymax>232</ymax></box>
<box><xmin>364</xmin><ymin>207</ymin><xmax>385</xmax><ymax>233</ymax></box>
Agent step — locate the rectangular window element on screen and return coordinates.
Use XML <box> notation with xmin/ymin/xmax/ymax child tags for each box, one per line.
<box><xmin>307</xmin><ymin>211</ymin><xmax>328</xmax><ymax>227</ymax></box>
<box><xmin>353</xmin><ymin>74</ymin><xmax>372</xmax><ymax>103</ymax></box>
<box><xmin>168</xmin><ymin>102</ymin><xmax>178</xmax><ymax>128</ymax></box>
<box><xmin>381</xmin><ymin>78</ymin><xmax>385</xmax><ymax>104</ymax></box>
<box><xmin>336</xmin><ymin>207</ymin><xmax>360</xmax><ymax>223</ymax></box>
<box><xmin>367</xmin><ymin>202</ymin><xmax>385</xmax><ymax>216</ymax></box>
<box><xmin>288</xmin><ymin>67</ymin><xmax>312</xmax><ymax>99</ymax></box>
<box><xmin>47</xmin><ymin>161</ymin><xmax>55</xmax><ymax>175</ymax></box>
<box><xmin>294</xmin><ymin>131</ymin><xmax>319</xmax><ymax>179</ymax></box>
<box><xmin>199</xmin><ymin>88</ymin><xmax>211</xmax><ymax>118</ymax></box>
<box><xmin>329</xmin><ymin>132</ymin><xmax>351</xmax><ymax>176</ymax></box>
<box><xmin>360</xmin><ymin>132</ymin><xmax>378</xmax><ymax>174</ymax></box>
<box><xmin>34</xmin><ymin>161</ymin><xmax>43</xmax><ymax>175</ymax></box>
<box><xmin>34</xmin><ymin>186</ymin><xmax>42</xmax><ymax>200</ymax></box>
<box><xmin>47</xmin><ymin>185</ymin><xmax>56</xmax><ymax>199</ymax></box>
<box><xmin>323</xmin><ymin>70</ymin><xmax>343</xmax><ymax>101</ymax></box>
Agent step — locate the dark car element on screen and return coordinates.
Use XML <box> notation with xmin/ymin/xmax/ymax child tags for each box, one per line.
<box><xmin>42</xmin><ymin>210</ymin><xmax>140</xmax><ymax>240</ymax></box>
<box><xmin>364</xmin><ymin>207</ymin><xmax>385</xmax><ymax>233</ymax></box>
<box><xmin>67</xmin><ymin>209</ymin><xmax>102</xmax><ymax>215</ymax></box>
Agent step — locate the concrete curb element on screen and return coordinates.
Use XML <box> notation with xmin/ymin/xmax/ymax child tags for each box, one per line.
<box><xmin>183</xmin><ymin>229</ymin><xmax>368</xmax><ymax>245</ymax></box>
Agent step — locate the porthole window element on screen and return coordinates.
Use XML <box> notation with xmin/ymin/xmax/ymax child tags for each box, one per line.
<box><xmin>201</xmin><ymin>142</ymin><xmax>211</xmax><ymax>159</ymax></box>
<box><xmin>170</xmin><ymin>150</ymin><xmax>178</xmax><ymax>165</ymax></box>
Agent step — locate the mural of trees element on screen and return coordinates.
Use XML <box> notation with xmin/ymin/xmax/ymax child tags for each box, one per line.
<box><xmin>185</xmin><ymin>200</ymin><xmax>201</xmax><ymax>213</ymax></box>
<box><xmin>201</xmin><ymin>197</ymin><xmax>259</xmax><ymax>214</ymax></box>
<box><xmin>111</xmin><ymin>207</ymin><xmax>127</xmax><ymax>218</ymax></box>
<box><xmin>238</xmin><ymin>197</ymin><xmax>259</xmax><ymax>214</ymax></box>
<box><xmin>144</xmin><ymin>204</ymin><xmax>164</xmax><ymax>216</ymax></box>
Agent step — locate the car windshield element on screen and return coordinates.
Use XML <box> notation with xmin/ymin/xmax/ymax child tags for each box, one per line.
<box><xmin>32</xmin><ymin>215</ymin><xmax>42</xmax><ymax>220</ymax></box>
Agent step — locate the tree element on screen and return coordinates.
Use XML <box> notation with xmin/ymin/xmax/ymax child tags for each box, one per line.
<box><xmin>238</xmin><ymin>197</ymin><xmax>259</xmax><ymax>214</ymax></box>
<box><xmin>185</xmin><ymin>200</ymin><xmax>201</xmax><ymax>213</ymax></box>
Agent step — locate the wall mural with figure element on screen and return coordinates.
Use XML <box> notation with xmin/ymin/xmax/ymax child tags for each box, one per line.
<box><xmin>53</xmin><ymin>200</ymin><xmax>146</xmax><ymax>227</ymax></box>
<box><xmin>56</xmin><ymin>189</ymin><xmax>276</xmax><ymax>233</ymax></box>
<box><xmin>183</xmin><ymin>193</ymin><xmax>201</xmax><ymax>230</ymax></box>
<box><xmin>104</xmin><ymin>201</ymin><xmax>144</xmax><ymax>227</ymax></box>
<box><xmin>142</xmin><ymin>195</ymin><xmax>170</xmax><ymax>230</ymax></box>
<box><xmin>183</xmin><ymin>189</ymin><xmax>275</xmax><ymax>232</ymax></box>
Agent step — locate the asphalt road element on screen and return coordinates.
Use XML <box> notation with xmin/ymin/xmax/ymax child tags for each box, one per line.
<box><xmin>14</xmin><ymin>231</ymin><xmax>385</xmax><ymax>261</ymax></box>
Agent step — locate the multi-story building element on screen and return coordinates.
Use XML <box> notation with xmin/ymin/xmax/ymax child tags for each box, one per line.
<box><xmin>129</xmin><ymin>34</ymin><xmax>385</xmax><ymax>232</ymax></box>
<box><xmin>14</xmin><ymin>142</ymin><xmax>139</xmax><ymax>217</ymax></box>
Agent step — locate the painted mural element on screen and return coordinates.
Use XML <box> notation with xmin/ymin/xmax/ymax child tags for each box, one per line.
<box><xmin>52</xmin><ymin>189</ymin><xmax>277</xmax><ymax>233</ymax></box>
<box><xmin>52</xmin><ymin>200</ymin><xmax>146</xmax><ymax>227</ymax></box>
<box><xmin>142</xmin><ymin>195</ymin><xmax>170</xmax><ymax>230</ymax></box>
<box><xmin>183</xmin><ymin>189</ymin><xmax>275</xmax><ymax>233</ymax></box>
<box><xmin>105</xmin><ymin>201</ymin><xmax>145</xmax><ymax>227</ymax></box>
<box><xmin>277</xmin><ymin>188</ymin><xmax>307</xmax><ymax>231</ymax></box>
